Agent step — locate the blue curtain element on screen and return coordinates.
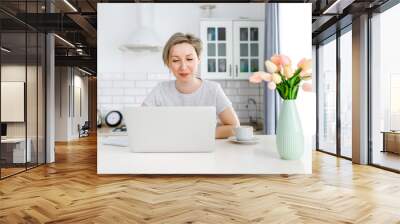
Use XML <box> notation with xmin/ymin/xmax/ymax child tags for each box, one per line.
<box><xmin>263</xmin><ymin>4</ymin><xmax>280</xmax><ymax>134</ymax></box>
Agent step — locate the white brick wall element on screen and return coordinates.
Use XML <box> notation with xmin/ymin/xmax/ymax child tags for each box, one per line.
<box><xmin>217</xmin><ymin>80</ymin><xmax>264</xmax><ymax>126</ymax></box>
<box><xmin>113</xmin><ymin>81</ymin><xmax>135</xmax><ymax>88</ymax></box>
<box><xmin>124</xmin><ymin>73</ymin><xmax>147</xmax><ymax>81</ymax></box>
<box><xmin>98</xmin><ymin>73</ymin><xmax>123</xmax><ymax>81</ymax></box>
<box><xmin>135</xmin><ymin>81</ymin><xmax>159</xmax><ymax>88</ymax></box>
<box><xmin>238</xmin><ymin>88</ymin><xmax>260</xmax><ymax>96</ymax></box>
<box><xmin>98</xmin><ymin>88</ymin><xmax>123</xmax><ymax>96</ymax></box>
<box><xmin>135</xmin><ymin>96</ymin><xmax>146</xmax><ymax>104</ymax></box>
<box><xmin>98</xmin><ymin>81</ymin><xmax>112</xmax><ymax>88</ymax></box>
<box><xmin>98</xmin><ymin>96</ymin><xmax>112</xmax><ymax>104</ymax></box>
<box><xmin>147</xmin><ymin>74</ymin><xmax>172</xmax><ymax>80</ymax></box>
<box><xmin>98</xmin><ymin>73</ymin><xmax>264</xmax><ymax>128</ymax></box>
<box><xmin>124</xmin><ymin>88</ymin><xmax>147</xmax><ymax>95</ymax></box>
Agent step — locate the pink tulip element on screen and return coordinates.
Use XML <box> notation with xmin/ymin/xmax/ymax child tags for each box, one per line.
<box><xmin>249</xmin><ymin>73</ymin><xmax>263</xmax><ymax>83</ymax></box>
<box><xmin>267</xmin><ymin>81</ymin><xmax>276</xmax><ymax>90</ymax></box>
<box><xmin>271</xmin><ymin>54</ymin><xmax>282</xmax><ymax>66</ymax></box>
<box><xmin>249</xmin><ymin>71</ymin><xmax>272</xmax><ymax>83</ymax></box>
<box><xmin>283</xmin><ymin>65</ymin><xmax>293</xmax><ymax>79</ymax></box>
<box><xmin>260</xmin><ymin>72</ymin><xmax>272</xmax><ymax>82</ymax></box>
<box><xmin>298</xmin><ymin>58</ymin><xmax>312</xmax><ymax>72</ymax></box>
<box><xmin>272</xmin><ymin>73</ymin><xmax>282</xmax><ymax>84</ymax></box>
<box><xmin>265</xmin><ymin>60</ymin><xmax>278</xmax><ymax>73</ymax></box>
<box><xmin>280</xmin><ymin>55</ymin><xmax>291</xmax><ymax>66</ymax></box>
<box><xmin>271</xmin><ymin>54</ymin><xmax>291</xmax><ymax>67</ymax></box>
<box><xmin>302</xmin><ymin>82</ymin><xmax>313</xmax><ymax>92</ymax></box>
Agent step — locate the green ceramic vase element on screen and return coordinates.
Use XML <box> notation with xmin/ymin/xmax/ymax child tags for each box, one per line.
<box><xmin>276</xmin><ymin>100</ymin><xmax>304</xmax><ymax>160</ymax></box>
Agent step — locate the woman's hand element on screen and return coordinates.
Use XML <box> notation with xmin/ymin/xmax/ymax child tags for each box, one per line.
<box><xmin>215</xmin><ymin>107</ymin><xmax>240</xmax><ymax>139</ymax></box>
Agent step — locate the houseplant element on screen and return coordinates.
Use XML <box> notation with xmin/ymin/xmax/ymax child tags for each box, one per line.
<box><xmin>249</xmin><ymin>54</ymin><xmax>312</xmax><ymax>160</ymax></box>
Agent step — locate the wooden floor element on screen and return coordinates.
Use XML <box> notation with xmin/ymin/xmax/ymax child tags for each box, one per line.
<box><xmin>1</xmin><ymin>135</ymin><xmax>400</xmax><ymax>223</ymax></box>
<box><xmin>1</xmin><ymin>163</ymin><xmax>45</xmax><ymax>178</ymax></box>
<box><xmin>1</xmin><ymin>167</ymin><xmax>26</xmax><ymax>178</ymax></box>
<box><xmin>373</xmin><ymin>151</ymin><xmax>400</xmax><ymax>171</ymax></box>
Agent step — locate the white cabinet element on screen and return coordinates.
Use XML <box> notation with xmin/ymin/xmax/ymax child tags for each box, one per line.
<box><xmin>233</xmin><ymin>21</ymin><xmax>265</xmax><ymax>79</ymax></box>
<box><xmin>200</xmin><ymin>19</ymin><xmax>264</xmax><ymax>80</ymax></box>
<box><xmin>200</xmin><ymin>20</ymin><xmax>232</xmax><ymax>79</ymax></box>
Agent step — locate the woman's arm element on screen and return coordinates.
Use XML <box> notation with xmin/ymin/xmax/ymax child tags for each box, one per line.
<box><xmin>215</xmin><ymin>107</ymin><xmax>240</xmax><ymax>139</ymax></box>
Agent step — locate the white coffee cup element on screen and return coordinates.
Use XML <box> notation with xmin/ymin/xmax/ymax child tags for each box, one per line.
<box><xmin>234</xmin><ymin>126</ymin><xmax>254</xmax><ymax>141</ymax></box>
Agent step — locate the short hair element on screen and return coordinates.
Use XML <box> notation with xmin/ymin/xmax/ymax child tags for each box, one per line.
<box><xmin>162</xmin><ymin>32</ymin><xmax>202</xmax><ymax>66</ymax></box>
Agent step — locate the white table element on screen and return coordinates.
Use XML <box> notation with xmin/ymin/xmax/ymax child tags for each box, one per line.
<box><xmin>1</xmin><ymin>138</ymin><xmax>32</xmax><ymax>163</ymax></box>
<box><xmin>97</xmin><ymin>135</ymin><xmax>312</xmax><ymax>174</ymax></box>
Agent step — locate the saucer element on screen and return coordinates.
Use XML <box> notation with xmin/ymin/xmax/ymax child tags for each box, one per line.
<box><xmin>228</xmin><ymin>136</ymin><xmax>259</xmax><ymax>144</ymax></box>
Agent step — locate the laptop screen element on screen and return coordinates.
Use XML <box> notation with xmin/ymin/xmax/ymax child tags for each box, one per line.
<box><xmin>1</xmin><ymin>123</ymin><xmax>7</xmax><ymax>137</ymax></box>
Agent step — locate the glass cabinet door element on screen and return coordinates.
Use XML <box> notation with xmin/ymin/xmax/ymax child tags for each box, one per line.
<box><xmin>233</xmin><ymin>21</ymin><xmax>264</xmax><ymax>80</ymax></box>
<box><xmin>200</xmin><ymin>20</ymin><xmax>233</xmax><ymax>80</ymax></box>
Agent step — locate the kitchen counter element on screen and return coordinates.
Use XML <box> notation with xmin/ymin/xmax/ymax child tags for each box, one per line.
<box><xmin>97</xmin><ymin>134</ymin><xmax>312</xmax><ymax>174</ymax></box>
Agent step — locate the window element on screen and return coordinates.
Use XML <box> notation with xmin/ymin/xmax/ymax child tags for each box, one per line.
<box><xmin>0</xmin><ymin>1</ymin><xmax>47</xmax><ymax>179</ymax></box>
<box><xmin>339</xmin><ymin>28</ymin><xmax>352</xmax><ymax>158</ymax></box>
<box><xmin>371</xmin><ymin>3</ymin><xmax>400</xmax><ymax>171</ymax></box>
<box><xmin>317</xmin><ymin>37</ymin><xmax>337</xmax><ymax>155</ymax></box>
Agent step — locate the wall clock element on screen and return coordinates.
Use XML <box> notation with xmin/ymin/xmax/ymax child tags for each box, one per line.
<box><xmin>105</xmin><ymin>110</ymin><xmax>123</xmax><ymax>127</ymax></box>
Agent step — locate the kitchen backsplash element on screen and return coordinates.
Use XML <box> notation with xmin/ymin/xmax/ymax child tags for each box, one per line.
<box><xmin>98</xmin><ymin>72</ymin><xmax>264</xmax><ymax>125</ymax></box>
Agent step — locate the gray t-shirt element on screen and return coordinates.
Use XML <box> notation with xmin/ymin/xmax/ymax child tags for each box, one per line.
<box><xmin>142</xmin><ymin>79</ymin><xmax>232</xmax><ymax>115</ymax></box>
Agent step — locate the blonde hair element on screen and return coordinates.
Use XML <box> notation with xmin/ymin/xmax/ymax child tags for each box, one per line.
<box><xmin>162</xmin><ymin>32</ymin><xmax>202</xmax><ymax>66</ymax></box>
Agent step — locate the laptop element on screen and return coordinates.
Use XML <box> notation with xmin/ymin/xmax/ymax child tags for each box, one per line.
<box><xmin>124</xmin><ymin>107</ymin><xmax>216</xmax><ymax>153</ymax></box>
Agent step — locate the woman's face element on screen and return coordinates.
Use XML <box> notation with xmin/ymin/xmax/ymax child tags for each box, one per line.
<box><xmin>168</xmin><ymin>43</ymin><xmax>200</xmax><ymax>83</ymax></box>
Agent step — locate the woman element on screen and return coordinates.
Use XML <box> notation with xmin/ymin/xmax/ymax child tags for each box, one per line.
<box><xmin>142</xmin><ymin>32</ymin><xmax>240</xmax><ymax>139</ymax></box>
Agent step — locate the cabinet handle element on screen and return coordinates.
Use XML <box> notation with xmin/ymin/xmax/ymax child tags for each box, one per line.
<box><xmin>235</xmin><ymin>65</ymin><xmax>238</xmax><ymax>77</ymax></box>
<box><xmin>229</xmin><ymin>64</ymin><xmax>232</xmax><ymax>76</ymax></box>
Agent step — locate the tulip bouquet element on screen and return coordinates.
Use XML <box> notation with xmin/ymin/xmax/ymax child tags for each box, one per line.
<box><xmin>249</xmin><ymin>54</ymin><xmax>312</xmax><ymax>100</ymax></box>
